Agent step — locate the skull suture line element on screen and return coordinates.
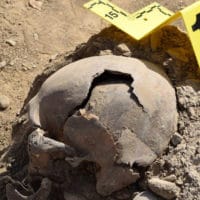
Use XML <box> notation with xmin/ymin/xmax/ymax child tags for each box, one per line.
<box><xmin>6</xmin><ymin>55</ymin><xmax>177</xmax><ymax>199</ymax></box>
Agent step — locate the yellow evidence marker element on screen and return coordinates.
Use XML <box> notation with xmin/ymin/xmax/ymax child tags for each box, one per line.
<box><xmin>83</xmin><ymin>0</ymin><xmax>174</xmax><ymax>40</ymax></box>
<box><xmin>179</xmin><ymin>1</ymin><xmax>200</xmax><ymax>67</ymax></box>
<box><xmin>84</xmin><ymin>0</ymin><xmax>200</xmax><ymax>67</ymax></box>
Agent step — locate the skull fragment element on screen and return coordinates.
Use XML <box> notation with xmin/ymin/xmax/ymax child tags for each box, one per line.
<box><xmin>7</xmin><ymin>55</ymin><xmax>177</xmax><ymax>198</ymax></box>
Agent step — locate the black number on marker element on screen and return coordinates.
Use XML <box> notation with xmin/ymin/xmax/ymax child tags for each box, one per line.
<box><xmin>192</xmin><ymin>13</ymin><xmax>200</xmax><ymax>31</ymax></box>
<box><xmin>105</xmin><ymin>11</ymin><xmax>118</xmax><ymax>20</ymax></box>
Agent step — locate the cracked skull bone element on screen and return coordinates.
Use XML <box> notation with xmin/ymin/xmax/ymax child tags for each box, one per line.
<box><xmin>27</xmin><ymin>55</ymin><xmax>177</xmax><ymax>196</ymax></box>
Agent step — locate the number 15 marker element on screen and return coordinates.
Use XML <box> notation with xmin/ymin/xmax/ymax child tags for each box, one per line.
<box><xmin>84</xmin><ymin>0</ymin><xmax>200</xmax><ymax>68</ymax></box>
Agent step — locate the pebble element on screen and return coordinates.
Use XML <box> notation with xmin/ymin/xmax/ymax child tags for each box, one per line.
<box><xmin>0</xmin><ymin>60</ymin><xmax>7</xmax><ymax>68</ymax></box>
<box><xmin>99</xmin><ymin>49</ymin><xmax>112</xmax><ymax>56</ymax></box>
<box><xmin>187</xmin><ymin>107</ymin><xmax>196</xmax><ymax>119</ymax></box>
<box><xmin>171</xmin><ymin>132</ymin><xmax>183</xmax><ymax>146</ymax></box>
<box><xmin>9</xmin><ymin>60</ymin><xmax>15</xmax><ymax>66</ymax></box>
<box><xmin>176</xmin><ymin>179</ymin><xmax>183</xmax><ymax>186</ymax></box>
<box><xmin>114</xmin><ymin>43</ymin><xmax>132</xmax><ymax>57</ymax></box>
<box><xmin>163</xmin><ymin>174</ymin><xmax>177</xmax><ymax>182</ymax></box>
<box><xmin>133</xmin><ymin>191</ymin><xmax>159</xmax><ymax>200</ymax></box>
<box><xmin>29</xmin><ymin>0</ymin><xmax>44</xmax><ymax>10</ymax></box>
<box><xmin>148</xmin><ymin>177</ymin><xmax>180</xmax><ymax>200</ymax></box>
<box><xmin>33</xmin><ymin>33</ymin><xmax>39</xmax><ymax>40</ymax></box>
<box><xmin>6</xmin><ymin>39</ymin><xmax>16</xmax><ymax>46</ymax></box>
<box><xmin>186</xmin><ymin>168</ymin><xmax>200</xmax><ymax>183</ymax></box>
<box><xmin>0</xmin><ymin>165</ymin><xmax>7</xmax><ymax>174</ymax></box>
<box><xmin>177</xmin><ymin>96</ymin><xmax>185</xmax><ymax>108</ymax></box>
<box><xmin>49</xmin><ymin>54</ymin><xmax>58</xmax><ymax>62</ymax></box>
<box><xmin>0</xmin><ymin>94</ymin><xmax>10</xmax><ymax>110</ymax></box>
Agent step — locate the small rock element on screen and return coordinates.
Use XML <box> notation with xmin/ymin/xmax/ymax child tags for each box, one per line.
<box><xmin>171</xmin><ymin>132</ymin><xmax>182</xmax><ymax>146</ymax></box>
<box><xmin>187</xmin><ymin>107</ymin><xmax>196</xmax><ymax>119</ymax></box>
<box><xmin>9</xmin><ymin>60</ymin><xmax>15</xmax><ymax>66</ymax></box>
<box><xmin>49</xmin><ymin>54</ymin><xmax>58</xmax><ymax>62</ymax></box>
<box><xmin>148</xmin><ymin>177</ymin><xmax>180</xmax><ymax>200</ymax></box>
<box><xmin>163</xmin><ymin>174</ymin><xmax>177</xmax><ymax>182</ymax></box>
<box><xmin>186</xmin><ymin>168</ymin><xmax>200</xmax><ymax>183</ymax></box>
<box><xmin>29</xmin><ymin>0</ymin><xmax>44</xmax><ymax>10</ymax></box>
<box><xmin>6</xmin><ymin>39</ymin><xmax>16</xmax><ymax>46</ymax></box>
<box><xmin>176</xmin><ymin>179</ymin><xmax>183</xmax><ymax>186</ymax></box>
<box><xmin>133</xmin><ymin>191</ymin><xmax>159</xmax><ymax>200</ymax></box>
<box><xmin>114</xmin><ymin>43</ymin><xmax>131</xmax><ymax>57</ymax></box>
<box><xmin>177</xmin><ymin>97</ymin><xmax>186</xmax><ymax>108</ymax></box>
<box><xmin>33</xmin><ymin>33</ymin><xmax>39</xmax><ymax>40</ymax></box>
<box><xmin>22</xmin><ymin>67</ymin><xmax>28</xmax><ymax>71</ymax></box>
<box><xmin>99</xmin><ymin>49</ymin><xmax>112</xmax><ymax>56</ymax></box>
<box><xmin>0</xmin><ymin>165</ymin><xmax>7</xmax><ymax>174</ymax></box>
<box><xmin>0</xmin><ymin>60</ymin><xmax>7</xmax><ymax>68</ymax></box>
<box><xmin>0</xmin><ymin>95</ymin><xmax>10</xmax><ymax>110</ymax></box>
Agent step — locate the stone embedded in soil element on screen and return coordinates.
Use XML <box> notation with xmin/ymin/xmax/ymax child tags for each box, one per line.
<box><xmin>187</xmin><ymin>107</ymin><xmax>196</xmax><ymax>119</ymax></box>
<box><xmin>99</xmin><ymin>49</ymin><xmax>112</xmax><ymax>56</ymax></box>
<box><xmin>0</xmin><ymin>61</ymin><xmax>7</xmax><ymax>68</ymax></box>
<box><xmin>0</xmin><ymin>95</ymin><xmax>10</xmax><ymax>110</ymax></box>
<box><xmin>114</xmin><ymin>43</ymin><xmax>131</xmax><ymax>56</ymax></box>
<box><xmin>29</xmin><ymin>0</ymin><xmax>44</xmax><ymax>10</ymax></box>
<box><xmin>5</xmin><ymin>39</ymin><xmax>16</xmax><ymax>46</ymax></box>
<box><xmin>163</xmin><ymin>174</ymin><xmax>177</xmax><ymax>182</ymax></box>
<box><xmin>148</xmin><ymin>177</ymin><xmax>180</xmax><ymax>200</ymax></box>
<box><xmin>33</xmin><ymin>33</ymin><xmax>39</xmax><ymax>41</ymax></box>
<box><xmin>133</xmin><ymin>191</ymin><xmax>159</xmax><ymax>200</ymax></box>
<box><xmin>171</xmin><ymin>132</ymin><xmax>183</xmax><ymax>147</ymax></box>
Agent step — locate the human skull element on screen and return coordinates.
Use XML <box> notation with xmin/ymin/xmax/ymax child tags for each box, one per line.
<box><xmin>6</xmin><ymin>55</ymin><xmax>177</xmax><ymax>199</ymax></box>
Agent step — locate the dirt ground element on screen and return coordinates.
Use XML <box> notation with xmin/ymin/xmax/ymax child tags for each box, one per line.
<box><xmin>0</xmin><ymin>0</ymin><xmax>200</xmax><ymax>200</ymax></box>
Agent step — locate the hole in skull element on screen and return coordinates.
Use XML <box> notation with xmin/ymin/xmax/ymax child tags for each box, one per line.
<box><xmin>67</xmin><ymin>70</ymin><xmax>134</xmax><ymax>118</ymax></box>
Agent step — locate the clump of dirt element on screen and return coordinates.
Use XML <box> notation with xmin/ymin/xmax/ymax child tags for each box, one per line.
<box><xmin>0</xmin><ymin>25</ymin><xmax>200</xmax><ymax>200</ymax></box>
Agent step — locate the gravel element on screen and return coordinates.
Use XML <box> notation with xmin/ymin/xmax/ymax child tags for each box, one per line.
<box><xmin>0</xmin><ymin>95</ymin><xmax>10</xmax><ymax>110</ymax></box>
<box><xmin>148</xmin><ymin>178</ymin><xmax>180</xmax><ymax>199</ymax></box>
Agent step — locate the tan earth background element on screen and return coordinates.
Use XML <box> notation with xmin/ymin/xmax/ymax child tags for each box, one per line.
<box><xmin>0</xmin><ymin>0</ymin><xmax>200</xmax><ymax>200</ymax></box>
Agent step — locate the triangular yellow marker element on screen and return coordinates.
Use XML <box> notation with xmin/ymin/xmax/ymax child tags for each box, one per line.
<box><xmin>84</xmin><ymin>1</ymin><xmax>174</xmax><ymax>40</ymax></box>
<box><xmin>84</xmin><ymin>0</ymin><xmax>200</xmax><ymax>67</ymax></box>
<box><xmin>179</xmin><ymin>1</ymin><xmax>200</xmax><ymax>67</ymax></box>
